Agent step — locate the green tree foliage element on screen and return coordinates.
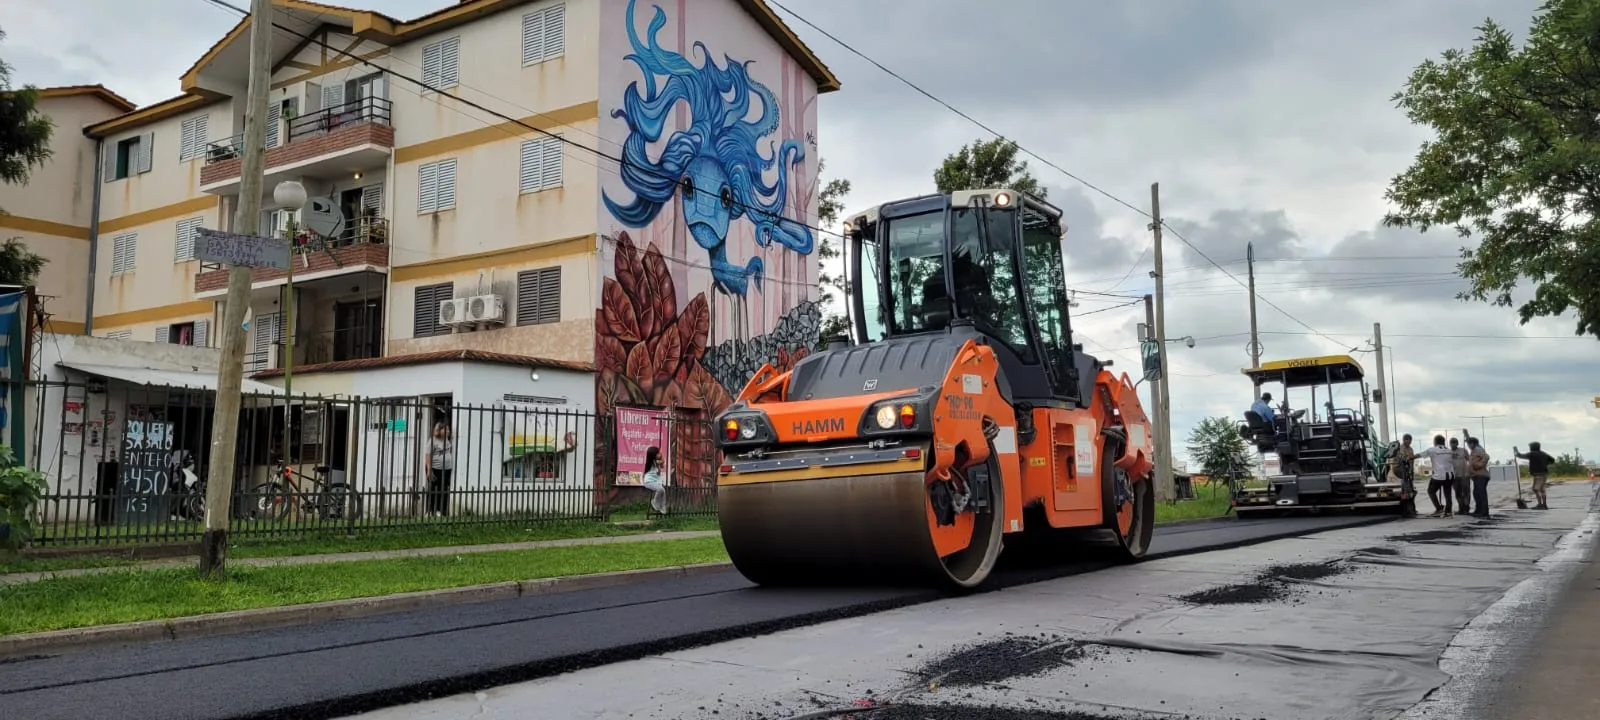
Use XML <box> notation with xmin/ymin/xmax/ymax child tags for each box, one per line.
<box><xmin>814</xmin><ymin>158</ymin><xmax>852</xmax><ymax>346</ymax></box>
<box><xmin>1185</xmin><ymin>415</ymin><xmax>1255</xmax><ymax>480</ymax></box>
<box><xmin>1551</xmin><ymin>452</ymin><xmax>1586</xmax><ymax>476</ymax></box>
<box><xmin>933</xmin><ymin>137</ymin><xmax>1046</xmax><ymax>199</ymax></box>
<box><xmin>0</xmin><ymin>26</ymin><xmax>54</xmax><ymax>287</ymax></box>
<box><xmin>1383</xmin><ymin>0</ymin><xmax>1600</xmax><ymax>337</ymax></box>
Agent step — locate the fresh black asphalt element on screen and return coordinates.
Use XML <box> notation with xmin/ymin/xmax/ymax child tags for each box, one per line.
<box><xmin>0</xmin><ymin>513</ymin><xmax>1393</xmax><ymax>720</ymax></box>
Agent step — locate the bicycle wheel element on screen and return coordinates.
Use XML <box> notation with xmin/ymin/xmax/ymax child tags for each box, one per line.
<box><xmin>185</xmin><ymin>481</ymin><xmax>208</xmax><ymax>520</ymax></box>
<box><xmin>318</xmin><ymin>483</ymin><xmax>362</xmax><ymax>521</ymax></box>
<box><xmin>252</xmin><ymin>481</ymin><xmax>291</xmax><ymax>520</ymax></box>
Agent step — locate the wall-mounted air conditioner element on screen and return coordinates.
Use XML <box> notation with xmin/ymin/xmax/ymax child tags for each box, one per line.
<box><xmin>438</xmin><ymin>297</ymin><xmax>467</xmax><ymax>327</ymax></box>
<box><xmin>465</xmin><ymin>293</ymin><xmax>505</xmax><ymax>325</ymax></box>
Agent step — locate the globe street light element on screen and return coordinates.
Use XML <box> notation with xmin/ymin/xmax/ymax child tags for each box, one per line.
<box><xmin>272</xmin><ymin>180</ymin><xmax>308</xmax><ymax>460</ymax></box>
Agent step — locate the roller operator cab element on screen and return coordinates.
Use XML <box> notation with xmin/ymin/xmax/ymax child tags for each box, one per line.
<box><xmin>1234</xmin><ymin>355</ymin><xmax>1415</xmax><ymax>518</ymax></box>
<box><xmin>712</xmin><ymin>189</ymin><xmax>1158</xmax><ymax>590</ymax></box>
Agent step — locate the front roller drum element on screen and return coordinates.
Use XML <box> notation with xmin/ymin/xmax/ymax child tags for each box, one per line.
<box><xmin>719</xmin><ymin>469</ymin><xmax>1005</xmax><ymax>589</ymax></box>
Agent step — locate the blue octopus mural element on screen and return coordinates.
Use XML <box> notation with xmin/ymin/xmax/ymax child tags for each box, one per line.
<box><xmin>602</xmin><ymin>0</ymin><xmax>815</xmax><ymax>303</ymax></box>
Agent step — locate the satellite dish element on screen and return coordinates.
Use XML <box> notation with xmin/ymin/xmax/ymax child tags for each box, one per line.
<box><xmin>302</xmin><ymin>195</ymin><xmax>345</xmax><ymax>238</ymax></box>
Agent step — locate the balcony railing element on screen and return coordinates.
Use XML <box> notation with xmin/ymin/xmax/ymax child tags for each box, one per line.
<box><xmin>246</xmin><ymin>327</ymin><xmax>384</xmax><ymax>372</ymax></box>
<box><xmin>196</xmin><ymin>222</ymin><xmax>390</xmax><ymax>294</ymax></box>
<box><xmin>203</xmin><ymin>97</ymin><xmax>394</xmax><ymax>166</ymax></box>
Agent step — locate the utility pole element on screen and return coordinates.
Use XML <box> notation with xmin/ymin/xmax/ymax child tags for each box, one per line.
<box><xmin>1148</xmin><ymin>182</ymin><xmax>1174</xmax><ymax>503</ymax></box>
<box><xmin>1372</xmin><ymin>322</ymin><xmax>1390</xmax><ymax>445</ymax></box>
<box><xmin>1246</xmin><ymin>241</ymin><xmax>1261</xmax><ymax>379</ymax></box>
<box><xmin>199</xmin><ymin>0</ymin><xmax>274</xmax><ymax>580</ymax></box>
<box><xmin>1461</xmin><ymin>414</ymin><xmax>1506</xmax><ymax>444</ymax></box>
<box><xmin>1143</xmin><ymin>293</ymin><xmax>1162</xmax><ymax>465</ymax></box>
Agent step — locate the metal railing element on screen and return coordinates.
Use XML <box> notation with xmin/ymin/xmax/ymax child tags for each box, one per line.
<box><xmin>296</xmin><ymin>327</ymin><xmax>384</xmax><ymax>366</ymax></box>
<box><xmin>12</xmin><ymin>379</ymin><xmax>719</xmax><ymax>548</ymax></box>
<box><xmin>202</xmin><ymin>96</ymin><xmax>394</xmax><ymax>165</ymax></box>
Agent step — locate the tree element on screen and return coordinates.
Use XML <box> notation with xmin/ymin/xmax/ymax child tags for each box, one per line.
<box><xmin>933</xmin><ymin>137</ymin><xmax>1046</xmax><ymax>199</ymax></box>
<box><xmin>1382</xmin><ymin>0</ymin><xmax>1600</xmax><ymax>338</ymax></box>
<box><xmin>1185</xmin><ymin>415</ymin><xmax>1255</xmax><ymax>482</ymax></box>
<box><xmin>815</xmin><ymin>158</ymin><xmax>852</xmax><ymax>345</ymax></box>
<box><xmin>1551</xmin><ymin>452</ymin><xmax>1586</xmax><ymax>476</ymax></box>
<box><xmin>0</xmin><ymin>26</ymin><xmax>54</xmax><ymax>287</ymax></box>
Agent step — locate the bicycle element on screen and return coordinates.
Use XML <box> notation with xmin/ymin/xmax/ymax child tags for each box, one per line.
<box><xmin>252</xmin><ymin>463</ymin><xmax>363</xmax><ymax>521</ymax></box>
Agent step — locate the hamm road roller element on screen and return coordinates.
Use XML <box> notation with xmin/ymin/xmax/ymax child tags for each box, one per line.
<box><xmin>712</xmin><ymin>188</ymin><xmax>1157</xmax><ymax>589</ymax></box>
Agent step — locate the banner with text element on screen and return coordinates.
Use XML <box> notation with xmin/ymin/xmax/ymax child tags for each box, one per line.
<box><xmin>614</xmin><ymin>407</ymin><xmax>670</xmax><ymax>487</ymax></box>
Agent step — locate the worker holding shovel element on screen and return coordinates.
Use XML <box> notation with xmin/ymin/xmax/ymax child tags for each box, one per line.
<box><xmin>1514</xmin><ymin>443</ymin><xmax>1555</xmax><ymax>510</ymax></box>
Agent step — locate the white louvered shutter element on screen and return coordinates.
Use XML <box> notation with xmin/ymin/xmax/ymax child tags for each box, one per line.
<box><xmin>175</xmin><ymin>217</ymin><xmax>201</xmax><ymax>261</ymax></box>
<box><xmin>193</xmin><ymin>319</ymin><xmax>210</xmax><ymax>348</ymax></box>
<box><xmin>539</xmin><ymin>137</ymin><xmax>562</xmax><ymax>189</ymax></box>
<box><xmin>266</xmin><ymin>103</ymin><xmax>282</xmax><ymax>147</ymax></box>
<box><xmin>155</xmin><ymin>325</ymin><xmax>170</xmax><ymax>344</ymax></box>
<box><xmin>136</xmin><ymin>132</ymin><xmax>154</xmax><ymax>174</ymax></box>
<box><xmin>102</xmin><ymin>142</ymin><xmax>118</xmax><ymax>182</ymax></box>
<box><xmin>519</xmin><ymin>140</ymin><xmax>540</xmax><ymax>193</ymax></box>
<box><xmin>323</xmin><ymin>84</ymin><xmax>345</xmax><ymax>114</ymax></box>
<box><xmin>435</xmin><ymin>159</ymin><xmax>457</xmax><ymax>211</ymax></box>
<box><xmin>522</xmin><ymin>11</ymin><xmax>546</xmax><ymax>65</ymax></box>
<box><xmin>543</xmin><ymin>5</ymin><xmax>565</xmax><ymax>59</ymax></box>
<box><xmin>439</xmin><ymin>38</ymin><xmax>460</xmax><ymax>87</ymax></box>
<box><xmin>361</xmin><ymin>183</ymin><xmax>383</xmax><ymax>215</ymax></box>
<box><xmin>418</xmin><ymin>163</ymin><xmax>438</xmax><ymax>213</ymax></box>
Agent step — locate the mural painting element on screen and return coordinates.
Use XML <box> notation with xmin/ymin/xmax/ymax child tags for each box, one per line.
<box><xmin>595</xmin><ymin>0</ymin><xmax>822</xmax><ymax>496</ymax></box>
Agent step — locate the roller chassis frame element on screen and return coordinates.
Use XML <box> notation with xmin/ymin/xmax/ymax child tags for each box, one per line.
<box><xmin>1232</xmin><ymin>470</ymin><xmax>1416</xmax><ymax>518</ymax></box>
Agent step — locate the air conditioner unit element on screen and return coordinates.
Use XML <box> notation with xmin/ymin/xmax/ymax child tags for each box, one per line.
<box><xmin>438</xmin><ymin>297</ymin><xmax>467</xmax><ymax>327</ymax></box>
<box><xmin>465</xmin><ymin>293</ymin><xmax>505</xmax><ymax>324</ymax></box>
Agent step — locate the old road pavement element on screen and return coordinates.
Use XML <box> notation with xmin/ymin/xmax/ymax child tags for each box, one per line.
<box><xmin>0</xmin><ymin>513</ymin><xmax>1411</xmax><ymax>720</ymax></box>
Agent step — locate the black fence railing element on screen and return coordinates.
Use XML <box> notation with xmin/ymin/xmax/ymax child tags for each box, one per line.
<box><xmin>11</xmin><ymin>379</ymin><xmax>718</xmax><ymax>548</ymax></box>
<box><xmin>287</xmin><ymin>97</ymin><xmax>393</xmax><ymax>144</ymax></box>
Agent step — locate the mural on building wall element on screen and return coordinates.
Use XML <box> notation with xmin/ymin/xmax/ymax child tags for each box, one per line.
<box><xmin>595</xmin><ymin>0</ymin><xmax>822</xmax><ymax>497</ymax></box>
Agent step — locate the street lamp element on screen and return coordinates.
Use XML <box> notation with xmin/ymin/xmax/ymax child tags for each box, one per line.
<box><xmin>272</xmin><ymin>180</ymin><xmax>307</xmax><ymax>462</ymax></box>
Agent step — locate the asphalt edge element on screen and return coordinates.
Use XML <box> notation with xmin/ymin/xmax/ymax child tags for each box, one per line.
<box><xmin>0</xmin><ymin>562</ymin><xmax>734</xmax><ymax>659</ymax></box>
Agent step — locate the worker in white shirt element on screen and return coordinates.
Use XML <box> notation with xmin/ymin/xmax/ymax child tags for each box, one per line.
<box><xmin>1424</xmin><ymin>434</ymin><xmax>1458</xmax><ymax>517</ymax></box>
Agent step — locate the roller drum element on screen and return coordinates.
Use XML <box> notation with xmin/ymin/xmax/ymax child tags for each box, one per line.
<box><xmin>718</xmin><ymin>471</ymin><xmax>1002</xmax><ymax>588</ymax></box>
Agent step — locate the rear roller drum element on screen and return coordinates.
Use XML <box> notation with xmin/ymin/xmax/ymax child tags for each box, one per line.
<box><xmin>1102</xmin><ymin>435</ymin><xmax>1154</xmax><ymax>561</ymax></box>
<box><xmin>718</xmin><ymin>445</ymin><xmax>1006</xmax><ymax>590</ymax></box>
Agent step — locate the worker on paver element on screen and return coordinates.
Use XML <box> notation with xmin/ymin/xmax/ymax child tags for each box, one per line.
<box><xmin>1450</xmin><ymin>437</ymin><xmax>1472</xmax><ymax>515</ymax></box>
<box><xmin>1467</xmin><ymin>437</ymin><xmax>1492</xmax><ymax>518</ymax></box>
<box><xmin>1425</xmin><ymin>435</ymin><xmax>1457</xmax><ymax>517</ymax></box>
<box><xmin>1514</xmin><ymin>442</ymin><xmax>1556</xmax><ymax>510</ymax></box>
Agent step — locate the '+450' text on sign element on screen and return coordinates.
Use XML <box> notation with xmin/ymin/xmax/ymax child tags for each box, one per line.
<box><xmin>195</xmin><ymin>228</ymin><xmax>290</xmax><ymax>270</ymax></box>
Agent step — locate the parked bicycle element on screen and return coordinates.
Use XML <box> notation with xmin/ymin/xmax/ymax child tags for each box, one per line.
<box><xmin>251</xmin><ymin>463</ymin><xmax>363</xmax><ymax>521</ymax></box>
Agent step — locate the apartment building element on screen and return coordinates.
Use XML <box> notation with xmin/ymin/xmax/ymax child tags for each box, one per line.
<box><xmin>16</xmin><ymin>0</ymin><xmax>835</xmax><ymax>402</ymax></box>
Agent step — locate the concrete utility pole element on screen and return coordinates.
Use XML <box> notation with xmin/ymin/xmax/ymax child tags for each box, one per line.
<box><xmin>200</xmin><ymin>0</ymin><xmax>274</xmax><ymax>580</ymax></box>
<box><xmin>1148</xmin><ymin>182</ymin><xmax>1174</xmax><ymax>503</ymax></box>
<box><xmin>1246</xmin><ymin>242</ymin><xmax>1261</xmax><ymax>381</ymax></box>
<box><xmin>1372</xmin><ymin>322</ymin><xmax>1390</xmax><ymax>445</ymax></box>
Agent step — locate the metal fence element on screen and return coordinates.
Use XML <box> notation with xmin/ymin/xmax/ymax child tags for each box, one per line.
<box><xmin>14</xmin><ymin>379</ymin><xmax>718</xmax><ymax>548</ymax></box>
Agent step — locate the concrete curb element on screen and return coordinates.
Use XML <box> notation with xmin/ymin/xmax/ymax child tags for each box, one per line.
<box><xmin>0</xmin><ymin>561</ymin><xmax>734</xmax><ymax>659</ymax></box>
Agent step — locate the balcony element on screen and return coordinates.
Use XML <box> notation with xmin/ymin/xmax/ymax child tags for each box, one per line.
<box><xmin>200</xmin><ymin>97</ymin><xmax>394</xmax><ymax>193</ymax></box>
<box><xmin>195</xmin><ymin>218</ymin><xmax>391</xmax><ymax>296</ymax></box>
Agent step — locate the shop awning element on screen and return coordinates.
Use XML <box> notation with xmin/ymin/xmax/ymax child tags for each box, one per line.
<box><xmin>59</xmin><ymin>362</ymin><xmax>302</xmax><ymax>397</ymax></box>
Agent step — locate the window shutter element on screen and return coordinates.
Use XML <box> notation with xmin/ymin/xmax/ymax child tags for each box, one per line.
<box><xmin>106</xmin><ymin>330</ymin><xmax>131</xmax><ymax>341</ymax></box>
<box><xmin>522</xmin><ymin>11</ymin><xmax>546</xmax><ymax>65</ymax></box>
<box><xmin>193</xmin><ymin>319</ymin><xmax>210</xmax><ymax>348</ymax></box>
<box><xmin>136</xmin><ymin>132</ymin><xmax>154</xmax><ymax>174</ymax></box>
<box><xmin>422</xmin><ymin>41</ymin><xmax>443</xmax><ymax>89</ymax></box>
<box><xmin>266</xmin><ymin>103</ymin><xmax>282</xmax><ymax>147</ymax></box>
<box><xmin>175</xmin><ymin>217</ymin><xmax>201</xmax><ymax>261</ymax></box>
<box><xmin>111</xmin><ymin>232</ymin><xmax>137</xmax><ymax>274</ymax></box>
<box><xmin>435</xmin><ymin>159</ymin><xmax>457</xmax><ymax>211</ymax></box>
<box><xmin>539</xmin><ymin>137</ymin><xmax>562</xmax><ymax>189</ymax></box>
<box><xmin>102</xmin><ymin>142</ymin><xmax>117</xmax><ymax>182</ymax></box>
<box><xmin>517</xmin><ymin>267</ymin><xmax>561</xmax><ymax>325</ymax></box>
<box><xmin>417</xmin><ymin>162</ymin><xmax>438</xmax><ymax>213</ymax></box>
<box><xmin>253</xmin><ymin>312</ymin><xmax>280</xmax><ymax>352</ymax></box>
<box><xmin>519</xmin><ymin>139</ymin><xmax>540</xmax><ymax>193</ymax></box>
<box><xmin>195</xmin><ymin>116</ymin><xmax>208</xmax><ymax>160</ymax></box>
<box><xmin>361</xmin><ymin>183</ymin><xmax>383</xmax><ymax>215</ymax></box>
<box><xmin>322</xmin><ymin>83</ymin><xmax>345</xmax><ymax>112</ymax></box>
<box><xmin>440</xmin><ymin>37</ymin><xmax>460</xmax><ymax>87</ymax></box>
<box><xmin>543</xmin><ymin>5</ymin><xmax>565</xmax><ymax>60</ymax></box>
<box><xmin>414</xmin><ymin>282</ymin><xmax>453</xmax><ymax>337</ymax></box>
<box><xmin>155</xmin><ymin>325</ymin><xmax>170</xmax><ymax>344</ymax></box>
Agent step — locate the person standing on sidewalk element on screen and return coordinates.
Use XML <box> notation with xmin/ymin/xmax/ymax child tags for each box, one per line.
<box><xmin>1450</xmin><ymin>436</ymin><xmax>1472</xmax><ymax>515</ymax></box>
<box><xmin>1514</xmin><ymin>442</ymin><xmax>1556</xmax><ymax>510</ymax></box>
<box><xmin>426</xmin><ymin>422</ymin><xmax>456</xmax><ymax>517</ymax></box>
<box><xmin>1467</xmin><ymin>437</ymin><xmax>1492</xmax><ymax>518</ymax></box>
<box><xmin>641</xmin><ymin>446</ymin><xmax>667</xmax><ymax>515</ymax></box>
<box><xmin>1425</xmin><ymin>435</ymin><xmax>1456</xmax><ymax>517</ymax></box>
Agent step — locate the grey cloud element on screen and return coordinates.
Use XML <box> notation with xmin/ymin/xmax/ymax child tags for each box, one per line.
<box><xmin>1164</xmin><ymin>208</ymin><xmax>1301</xmax><ymax>269</ymax></box>
<box><xmin>1052</xmin><ymin>185</ymin><xmax>1138</xmax><ymax>274</ymax></box>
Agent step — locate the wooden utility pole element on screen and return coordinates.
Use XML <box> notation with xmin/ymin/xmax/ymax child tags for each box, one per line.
<box><xmin>1372</xmin><ymin>322</ymin><xmax>1390</xmax><ymax>445</ymax></box>
<box><xmin>1149</xmin><ymin>183</ymin><xmax>1174</xmax><ymax>502</ymax></box>
<box><xmin>1246</xmin><ymin>242</ymin><xmax>1261</xmax><ymax>379</ymax></box>
<box><xmin>199</xmin><ymin>0</ymin><xmax>274</xmax><ymax>579</ymax></box>
<box><xmin>1143</xmin><ymin>293</ymin><xmax>1164</xmax><ymax>478</ymax></box>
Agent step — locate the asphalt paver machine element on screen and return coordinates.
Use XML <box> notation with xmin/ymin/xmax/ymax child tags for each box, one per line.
<box><xmin>710</xmin><ymin>189</ymin><xmax>1157</xmax><ymax>589</ymax></box>
<box><xmin>1234</xmin><ymin>355</ymin><xmax>1414</xmax><ymax>517</ymax></box>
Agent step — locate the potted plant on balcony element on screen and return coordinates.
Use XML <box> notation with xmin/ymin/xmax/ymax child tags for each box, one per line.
<box><xmin>358</xmin><ymin>207</ymin><xmax>387</xmax><ymax>244</ymax></box>
<box><xmin>0</xmin><ymin>444</ymin><xmax>47</xmax><ymax>555</ymax></box>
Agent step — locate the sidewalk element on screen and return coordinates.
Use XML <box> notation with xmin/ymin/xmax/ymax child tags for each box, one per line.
<box><xmin>0</xmin><ymin>530</ymin><xmax>720</xmax><ymax>585</ymax></box>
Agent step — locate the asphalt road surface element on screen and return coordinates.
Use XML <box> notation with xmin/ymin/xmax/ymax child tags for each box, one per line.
<box><xmin>0</xmin><ymin>513</ymin><xmax>1395</xmax><ymax>720</ymax></box>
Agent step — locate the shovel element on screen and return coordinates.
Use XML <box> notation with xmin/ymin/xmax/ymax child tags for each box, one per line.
<box><xmin>1515</xmin><ymin>472</ymin><xmax>1530</xmax><ymax>510</ymax></box>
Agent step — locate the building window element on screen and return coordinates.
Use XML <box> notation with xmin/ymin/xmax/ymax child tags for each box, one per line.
<box><xmin>104</xmin><ymin>330</ymin><xmax>131</xmax><ymax>341</ymax></box>
<box><xmin>421</xmin><ymin>36</ymin><xmax>460</xmax><ymax>90</ymax></box>
<box><xmin>413</xmin><ymin>282</ymin><xmax>455</xmax><ymax>337</ymax></box>
<box><xmin>521</xmin><ymin>3</ymin><xmax>566</xmax><ymax>66</ymax></box>
<box><xmin>516</xmin><ymin>267</ymin><xmax>561</xmax><ymax>325</ymax></box>
<box><xmin>175</xmin><ymin>217</ymin><xmax>202</xmax><ymax>262</ymax></box>
<box><xmin>156</xmin><ymin>321</ymin><xmax>205</xmax><ymax>346</ymax></box>
<box><xmin>179</xmin><ymin>114</ymin><xmax>209</xmax><ymax>162</ymax></box>
<box><xmin>105</xmin><ymin>132</ymin><xmax>152</xmax><ymax>182</ymax></box>
<box><xmin>518</xmin><ymin>136</ymin><xmax>563</xmax><ymax>194</ymax></box>
<box><xmin>418</xmin><ymin>158</ymin><xmax>457</xmax><ymax>213</ymax></box>
<box><xmin>110</xmin><ymin>232</ymin><xmax>137</xmax><ymax>274</ymax></box>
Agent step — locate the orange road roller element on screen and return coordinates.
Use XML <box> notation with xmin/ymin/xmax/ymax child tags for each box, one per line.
<box><xmin>712</xmin><ymin>188</ymin><xmax>1157</xmax><ymax>589</ymax></box>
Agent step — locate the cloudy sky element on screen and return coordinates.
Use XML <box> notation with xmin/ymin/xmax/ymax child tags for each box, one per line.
<box><xmin>5</xmin><ymin>0</ymin><xmax>1594</xmax><ymax>468</ymax></box>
